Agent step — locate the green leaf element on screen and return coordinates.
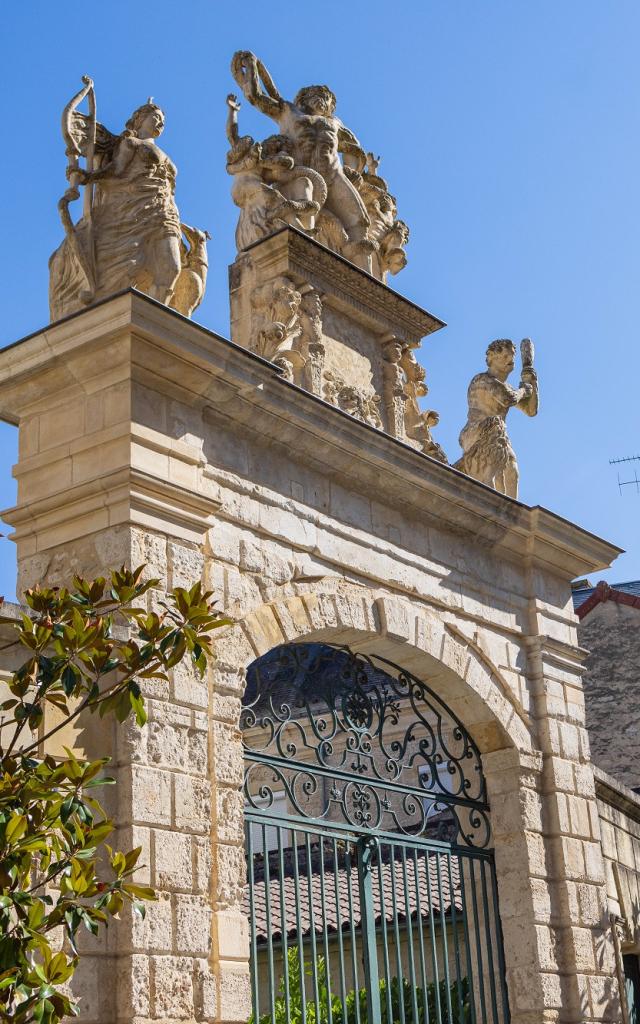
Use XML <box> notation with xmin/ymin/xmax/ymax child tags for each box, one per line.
<box><xmin>61</xmin><ymin>664</ymin><xmax>80</xmax><ymax>696</ymax></box>
<box><xmin>129</xmin><ymin>689</ymin><xmax>147</xmax><ymax>727</ymax></box>
<box><xmin>5</xmin><ymin>813</ymin><xmax>28</xmax><ymax>842</ymax></box>
<box><xmin>123</xmin><ymin>883</ymin><xmax>156</xmax><ymax>901</ymax></box>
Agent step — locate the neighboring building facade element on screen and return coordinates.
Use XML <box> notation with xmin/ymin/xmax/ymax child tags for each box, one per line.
<box><xmin>573</xmin><ymin>580</ymin><xmax>640</xmax><ymax>790</ymax></box>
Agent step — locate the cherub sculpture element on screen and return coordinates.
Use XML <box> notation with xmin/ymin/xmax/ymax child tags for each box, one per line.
<box><xmin>454</xmin><ymin>339</ymin><xmax>539</xmax><ymax>498</ymax></box>
<box><xmin>401</xmin><ymin>347</ymin><xmax>447</xmax><ymax>462</ymax></box>
<box><xmin>230</xmin><ymin>51</ymin><xmax>378</xmax><ymax>271</ymax></box>
<box><xmin>49</xmin><ymin>76</ymin><xmax>208</xmax><ymax>322</ymax></box>
<box><xmin>357</xmin><ymin>154</ymin><xmax>409</xmax><ymax>281</ymax></box>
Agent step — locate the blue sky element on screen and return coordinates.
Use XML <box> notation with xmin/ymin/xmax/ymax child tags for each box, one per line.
<box><xmin>1</xmin><ymin>0</ymin><xmax>639</xmax><ymax>600</ymax></box>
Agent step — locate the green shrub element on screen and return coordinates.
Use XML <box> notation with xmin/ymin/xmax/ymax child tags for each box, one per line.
<box><xmin>253</xmin><ymin>946</ymin><xmax>471</xmax><ymax>1024</ymax></box>
<box><xmin>0</xmin><ymin>567</ymin><xmax>227</xmax><ymax>1023</ymax></box>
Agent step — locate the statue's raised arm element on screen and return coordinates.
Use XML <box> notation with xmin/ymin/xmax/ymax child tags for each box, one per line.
<box><xmin>231</xmin><ymin>52</ymin><xmax>284</xmax><ymax>120</ymax></box>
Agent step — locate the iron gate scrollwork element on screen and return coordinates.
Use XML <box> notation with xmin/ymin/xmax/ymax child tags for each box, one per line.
<box><xmin>242</xmin><ymin>642</ymin><xmax>510</xmax><ymax>1024</ymax></box>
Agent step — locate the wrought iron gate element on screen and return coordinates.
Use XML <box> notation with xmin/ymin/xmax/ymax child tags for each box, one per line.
<box><xmin>242</xmin><ymin>643</ymin><xmax>510</xmax><ymax>1024</ymax></box>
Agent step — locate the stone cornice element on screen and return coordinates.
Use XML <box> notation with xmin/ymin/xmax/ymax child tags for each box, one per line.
<box><xmin>239</xmin><ymin>227</ymin><xmax>445</xmax><ymax>344</ymax></box>
<box><xmin>595</xmin><ymin>766</ymin><xmax>640</xmax><ymax>822</ymax></box>
<box><xmin>2</xmin><ymin>467</ymin><xmax>220</xmax><ymax>547</ymax></box>
<box><xmin>0</xmin><ymin>291</ymin><xmax>622</xmax><ymax>579</ymax></box>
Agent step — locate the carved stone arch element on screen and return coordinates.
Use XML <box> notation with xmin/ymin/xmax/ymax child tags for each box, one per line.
<box><xmin>215</xmin><ymin>582</ymin><xmax>534</xmax><ymax>758</ymax></box>
<box><xmin>219</xmin><ymin>583</ymin><xmax>547</xmax><ymax>1024</ymax></box>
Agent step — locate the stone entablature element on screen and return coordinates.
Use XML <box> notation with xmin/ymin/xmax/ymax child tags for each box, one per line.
<box><xmin>0</xmin><ymin>293</ymin><xmax>628</xmax><ymax>1024</ymax></box>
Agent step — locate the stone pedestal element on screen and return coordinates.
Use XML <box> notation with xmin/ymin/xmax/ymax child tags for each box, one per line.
<box><xmin>229</xmin><ymin>227</ymin><xmax>444</xmax><ymax>443</ymax></box>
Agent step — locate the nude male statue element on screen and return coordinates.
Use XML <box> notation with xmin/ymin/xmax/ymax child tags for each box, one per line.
<box><xmin>231</xmin><ymin>51</ymin><xmax>374</xmax><ymax>270</ymax></box>
<box><xmin>455</xmin><ymin>338</ymin><xmax>538</xmax><ymax>498</ymax></box>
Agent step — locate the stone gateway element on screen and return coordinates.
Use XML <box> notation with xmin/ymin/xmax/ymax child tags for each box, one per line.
<box><xmin>0</xmin><ymin>53</ymin><xmax>637</xmax><ymax>1024</ymax></box>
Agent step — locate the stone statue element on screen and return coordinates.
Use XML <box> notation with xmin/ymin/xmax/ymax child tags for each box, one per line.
<box><xmin>230</xmin><ymin>51</ymin><xmax>406</xmax><ymax>276</ymax></box>
<box><xmin>169</xmin><ymin>224</ymin><xmax>211</xmax><ymax>318</ymax></box>
<box><xmin>49</xmin><ymin>76</ymin><xmax>208</xmax><ymax>322</ymax></box>
<box><xmin>357</xmin><ymin>156</ymin><xmax>409</xmax><ymax>281</ymax></box>
<box><xmin>225</xmin><ymin>94</ymin><xmax>326</xmax><ymax>249</ymax></box>
<box><xmin>454</xmin><ymin>338</ymin><xmax>539</xmax><ymax>498</ymax></box>
<box><xmin>400</xmin><ymin>346</ymin><xmax>448</xmax><ymax>462</ymax></box>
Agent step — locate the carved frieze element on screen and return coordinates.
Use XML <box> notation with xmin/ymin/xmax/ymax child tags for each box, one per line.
<box><xmin>323</xmin><ymin>372</ymin><xmax>383</xmax><ymax>429</ymax></box>
<box><xmin>231</xmin><ymin>230</ymin><xmax>445</xmax><ymax>454</ymax></box>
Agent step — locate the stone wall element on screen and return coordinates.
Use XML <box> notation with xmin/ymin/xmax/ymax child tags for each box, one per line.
<box><xmin>597</xmin><ymin>768</ymin><xmax>640</xmax><ymax>944</ymax></box>
<box><xmin>579</xmin><ymin>601</ymin><xmax>640</xmax><ymax>789</ymax></box>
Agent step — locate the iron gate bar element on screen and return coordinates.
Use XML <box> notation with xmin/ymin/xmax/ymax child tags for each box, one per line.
<box><xmin>291</xmin><ymin>826</ymin><xmax>307</xmax><ymax>1024</ymax></box>
<box><xmin>388</xmin><ymin>841</ymin><xmax>406</xmax><ymax>1024</ymax></box>
<box><xmin>304</xmin><ymin>831</ymin><xmax>322</xmax><ymax>1024</ymax></box>
<box><xmin>458</xmin><ymin>860</ymin><xmax>478</xmax><ymax>1024</ymax></box>
<box><xmin>357</xmin><ymin>837</ymin><xmax>382</xmax><ymax>1024</ymax></box>
<box><xmin>480</xmin><ymin>860</ymin><xmax>500</xmax><ymax>1022</ymax></box>
<box><xmin>400</xmin><ymin>844</ymin><xmax>420</xmax><ymax>1024</ymax></box>
<box><xmin>262</xmin><ymin>823</ymin><xmax>276</xmax><ymax>1024</ymax></box>
<box><xmin>446</xmin><ymin>851</ymin><xmax>465</xmax><ymax>1021</ymax></box>
<box><xmin>409</xmin><ymin>846</ymin><xmax>431</xmax><ymax>1024</ymax></box>
<box><xmin>344</xmin><ymin>842</ymin><xmax>362</xmax><ymax>1024</ymax></box>
<box><xmin>331</xmin><ymin>834</ymin><xmax>349</xmax><ymax>1021</ymax></box>
<box><xmin>490</xmin><ymin>859</ymin><xmax>511</xmax><ymax>1024</ymax></box>
<box><xmin>318</xmin><ymin>836</ymin><xmax>334</xmax><ymax>1024</ymax></box>
<box><xmin>468</xmin><ymin>858</ymin><xmax>488</xmax><ymax>1022</ymax></box>
<box><xmin>375</xmin><ymin>848</ymin><xmax>394</xmax><ymax>1024</ymax></box>
<box><xmin>276</xmin><ymin>827</ymin><xmax>291</xmax><ymax>1024</ymax></box>
<box><xmin>247</xmin><ymin>821</ymin><xmax>260</xmax><ymax>1023</ymax></box>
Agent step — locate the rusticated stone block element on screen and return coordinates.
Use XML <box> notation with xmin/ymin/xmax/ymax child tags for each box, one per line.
<box><xmin>217</xmin><ymin>960</ymin><xmax>252</xmax><ymax>1022</ymax></box>
<box><xmin>175</xmin><ymin>894</ymin><xmax>212</xmax><ymax>956</ymax></box>
<box><xmin>116</xmin><ymin>952</ymin><xmax>150</xmax><ymax>1017</ymax></box>
<box><xmin>216</xmin><ymin>786</ymin><xmax>244</xmax><ymax>844</ymax></box>
<box><xmin>152</xmin><ymin>955</ymin><xmax>195</xmax><ymax>1018</ymax></box>
<box><xmin>174</xmin><ymin>775</ymin><xmax>211</xmax><ymax>833</ymax></box>
<box><xmin>212</xmin><ymin>721</ymin><xmax>243</xmax><ymax>785</ymax></box>
<box><xmin>173</xmin><ymin>657</ymin><xmax>209</xmax><ymax>709</ymax></box>
<box><xmin>154</xmin><ymin>830</ymin><xmax>193</xmax><ymax>890</ymax></box>
<box><xmin>168</xmin><ymin>540</ymin><xmax>205</xmax><ymax>589</ymax></box>
<box><xmin>215</xmin><ymin>843</ymin><xmax>245</xmax><ymax>908</ymax></box>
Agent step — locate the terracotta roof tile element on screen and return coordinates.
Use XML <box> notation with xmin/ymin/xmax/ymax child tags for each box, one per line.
<box><xmin>246</xmin><ymin>851</ymin><xmax>461</xmax><ymax>943</ymax></box>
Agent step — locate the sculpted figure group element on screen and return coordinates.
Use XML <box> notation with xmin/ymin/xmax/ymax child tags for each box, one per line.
<box><xmin>227</xmin><ymin>52</ymin><xmax>409</xmax><ymax>278</ymax></box>
<box><xmin>47</xmin><ymin>62</ymin><xmax>539</xmax><ymax>498</ymax></box>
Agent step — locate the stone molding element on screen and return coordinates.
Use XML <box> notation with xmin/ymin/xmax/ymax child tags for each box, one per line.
<box><xmin>595</xmin><ymin>766</ymin><xmax>640</xmax><ymax>821</ymax></box>
<box><xmin>0</xmin><ymin>293</ymin><xmax>621</xmax><ymax>580</ymax></box>
<box><xmin>215</xmin><ymin>583</ymin><xmax>534</xmax><ymax>757</ymax></box>
<box><xmin>241</xmin><ymin>227</ymin><xmax>444</xmax><ymax>343</ymax></box>
<box><xmin>3</xmin><ymin>465</ymin><xmax>220</xmax><ymax>551</ymax></box>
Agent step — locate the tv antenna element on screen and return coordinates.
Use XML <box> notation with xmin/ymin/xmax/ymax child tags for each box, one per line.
<box><xmin>610</xmin><ymin>454</ymin><xmax>640</xmax><ymax>495</ymax></box>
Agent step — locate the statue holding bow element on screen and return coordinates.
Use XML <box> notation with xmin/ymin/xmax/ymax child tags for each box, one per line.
<box><xmin>49</xmin><ymin>77</ymin><xmax>209</xmax><ymax>322</ymax></box>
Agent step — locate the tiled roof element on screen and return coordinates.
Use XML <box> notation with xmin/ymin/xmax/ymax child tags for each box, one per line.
<box><xmin>572</xmin><ymin>580</ymin><xmax>640</xmax><ymax>620</ymax></box>
<box><xmin>245</xmin><ymin>850</ymin><xmax>461</xmax><ymax>943</ymax></box>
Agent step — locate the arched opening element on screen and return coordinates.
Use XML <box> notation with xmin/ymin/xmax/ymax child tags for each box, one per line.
<box><xmin>242</xmin><ymin>641</ymin><xmax>510</xmax><ymax>1024</ymax></box>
